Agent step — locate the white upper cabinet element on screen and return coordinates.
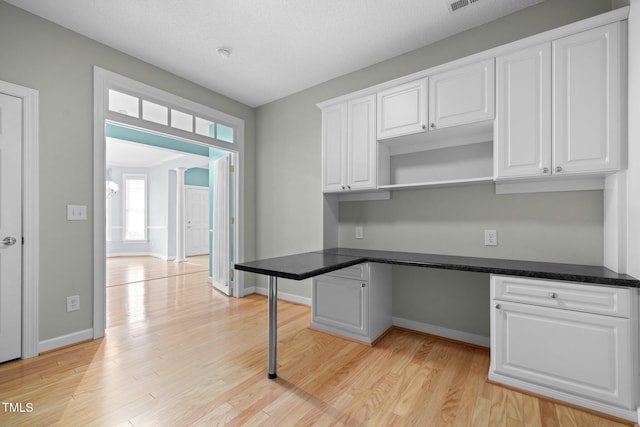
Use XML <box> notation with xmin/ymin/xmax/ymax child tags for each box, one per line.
<box><xmin>553</xmin><ymin>22</ymin><xmax>621</xmax><ymax>175</ymax></box>
<box><xmin>321</xmin><ymin>103</ymin><xmax>347</xmax><ymax>192</ymax></box>
<box><xmin>495</xmin><ymin>22</ymin><xmax>623</xmax><ymax>180</ymax></box>
<box><xmin>376</xmin><ymin>79</ymin><xmax>427</xmax><ymax>140</ymax></box>
<box><xmin>322</xmin><ymin>95</ymin><xmax>377</xmax><ymax>193</ymax></box>
<box><xmin>495</xmin><ymin>43</ymin><xmax>552</xmax><ymax>179</ymax></box>
<box><xmin>429</xmin><ymin>58</ymin><xmax>495</xmax><ymax>130</ymax></box>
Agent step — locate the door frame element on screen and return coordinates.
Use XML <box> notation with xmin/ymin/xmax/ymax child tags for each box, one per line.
<box><xmin>93</xmin><ymin>67</ymin><xmax>245</xmax><ymax>338</ymax></box>
<box><xmin>0</xmin><ymin>80</ymin><xmax>39</xmax><ymax>359</ymax></box>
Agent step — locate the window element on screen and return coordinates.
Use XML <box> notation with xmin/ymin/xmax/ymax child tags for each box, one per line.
<box><xmin>123</xmin><ymin>174</ymin><xmax>147</xmax><ymax>241</ymax></box>
<box><xmin>107</xmin><ymin>89</ymin><xmax>236</xmax><ymax>144</ymax></box>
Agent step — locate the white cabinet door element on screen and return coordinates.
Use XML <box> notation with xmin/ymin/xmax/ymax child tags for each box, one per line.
<box><xmin>492</xmin><ymin>300</ymin><xmax>633</xmax><ymax>409</ymax></box>
<box><xmin>312</xmin><ymin>274</ymin><xmax>368</xmax><ymax>337</ymax></box>
<box><xmin>347</xmin><ymin>95</ymin><xmax>377</xmax><ymax>191</ymax></box>
<box><xmin>553</xmin><ymin>23</ymin><xmax>621</xmax><ymax>175</ymax></box>
<box><xmin>495</xmin><ymin>43</ymin><xmax>552</xmax><ymax>179</ymax></box>
<box><xmin>377</xmin><ymin>78</ymin><xmax>427</xmax><ymax>139</ymax></box>
<box><xmin>322</xmin><ymin>95</ymin><xmax>376</xmax><ymax>193</ymax></box>
<box><xmin>429</xmin><ymin>58</ymin><xmax>495</xmax><ymax>130</ymax></box>
<box><xmin>321</xmin><ymin>103</ymin><xmax>347</xmax><ymax>192</ymax></box>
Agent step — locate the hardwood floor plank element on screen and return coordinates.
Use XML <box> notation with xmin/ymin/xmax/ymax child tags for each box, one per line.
<box><xmin>0</xmin><ymin>258</ymin><xmax>636</xmax><ymax>426</ymax></box>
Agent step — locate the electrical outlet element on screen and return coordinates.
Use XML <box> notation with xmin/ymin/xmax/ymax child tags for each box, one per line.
<box><xmin>355</xmin><ymin>226</ymin><xmax>364</xmax><ymax>239</ymax></box>
<box><xmin>66</xmin><ymin>295</ymin><xmax>80</xmax><ymax>312</ymax></box>
<box><xmin>484</xmin><ymin>229</ymin><xmax>497</xmax><ymax>246</ymax></box>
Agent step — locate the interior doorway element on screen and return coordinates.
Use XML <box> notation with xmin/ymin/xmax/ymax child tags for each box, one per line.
<box><xmin>105</xmin><ymin>123</ymin><xmax>235</xmax><ymax>299</ymax></box>
<box><xmin>94</xmin><ymin>67</ymin><xmax>245</xmax><ymax>340</ymax></box>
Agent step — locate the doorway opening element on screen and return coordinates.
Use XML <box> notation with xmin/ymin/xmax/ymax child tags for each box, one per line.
<box><xmin>105</xmin><ymin>122</ymin><xmax>235</xmax><ymax>298</ymax></box>
<box><xmin>94</xmin><ymin>67</ymin><xmax>245</xmax><ymax>339</ymax></box>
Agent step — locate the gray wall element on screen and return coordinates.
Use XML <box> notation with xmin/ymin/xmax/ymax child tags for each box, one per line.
<box><xmin>254</xmin><ymin>0</ymin><xmax>614</xmax><ymax>336</ymax></box>
<box><xmin>0</xmin><ymin>0</ymin><xmax>256</xmax><ymax>342</ymax></box>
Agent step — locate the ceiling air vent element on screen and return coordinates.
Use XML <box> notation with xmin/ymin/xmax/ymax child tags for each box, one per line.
<box><xmin>448</xmin><ymin>0</ymin><xmax>481</xmax><ymax>12</ymax></box>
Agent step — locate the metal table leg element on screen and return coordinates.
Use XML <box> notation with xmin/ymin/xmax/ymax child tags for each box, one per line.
<box><xmin>268</xmin><ymin>275</ymin><xmax>277</xmax><ymax>379</ymax></box>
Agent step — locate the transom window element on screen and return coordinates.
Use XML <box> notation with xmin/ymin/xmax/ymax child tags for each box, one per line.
<box><xmin>108</xmin><ymin>89</ymin><xmax>235</xmax><ymax>144</ymax></box>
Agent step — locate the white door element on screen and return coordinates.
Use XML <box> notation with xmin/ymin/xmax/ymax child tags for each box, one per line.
<box><xmin>212</xmin><ymin>155</ymin><xmax>230</xmax><ymax>295</ymax></box>
<box><xmin>185</xmin><ymin>187</ymin><xmax>209</xmax><ymax>256</ymax></box>
<box><xmin>0</xmin><ymin>93</ymin><xmax>23</xmax><ymax>363</ymax></box>
<box><xmin>495</xmin><ymin>43</ymin><xmax>552</xmax><ymax>179</ymax></box>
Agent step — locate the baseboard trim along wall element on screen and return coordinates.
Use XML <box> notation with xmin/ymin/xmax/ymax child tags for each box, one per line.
<box><xmin>244</xmin><ymin>287</ymin><xmax>490</xmax><ymax>348</ymax></box>
<box><xmin>38</xmin><ymin>328</ymin><xmax>94</xmax><ymax>354</ymax></box>
<box><xmin>250</xmin><ymin>286</ymin><xmax>312</xmax><ymax>306</ymax></box>
<box><xmin>392</xmin><ymin>317</ymin><xmax>490</xmax><ymax>348</ymax></box>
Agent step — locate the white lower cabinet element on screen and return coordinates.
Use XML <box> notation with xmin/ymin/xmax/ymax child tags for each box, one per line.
<box><xmin>311</xmin><ymin>263</ymin><xmax>391</xmax><ymax>344</ymax></box>
<box><xmin>490</xmin><ymin>275</ymin><xmax>639</xmax><ymax>422</ymax></box>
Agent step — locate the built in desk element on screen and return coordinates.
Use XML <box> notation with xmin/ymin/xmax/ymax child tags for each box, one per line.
<box><xmin>234</xmin><ymin>247</ymin><xmax>639</xmax><ymax>379</ymax></box>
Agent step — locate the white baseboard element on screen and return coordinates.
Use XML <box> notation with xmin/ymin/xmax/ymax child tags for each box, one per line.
<box><xmin>392</xmin><ymin>317</ymin><xmax>489</xmax><ymax>348</ymax></box>
<box><xmin>251</xmin><ymin>286</ymin><xmax>311</xmax><ymax>306</ymax></box>
<box><xmin>106</xmin><ymin>252</ymin><xmax>176</xmax><ymax>261</ymax></box>
<box><xmin>38</xmin><ymin>328</ymin><xmax>94</xmax><ymax>354</ymax></box>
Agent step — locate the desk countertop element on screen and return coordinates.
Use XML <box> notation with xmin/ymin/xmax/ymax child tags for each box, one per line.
<box><xmin>234</xmin><ymin>248</ymin><xmax>640</xmax><ymax>287</ymax></box>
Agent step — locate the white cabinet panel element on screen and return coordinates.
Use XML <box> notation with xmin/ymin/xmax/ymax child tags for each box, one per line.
<box><xmin>311</xmin><ymin>263</ymin><xmax>392</xmax><ymax>344</ymax></box>
<box><xmin>321</xmin><ymin>95</ymin><xmax>377</xmax><ymax>193</ymax></box>
<box><xmin>553</xmin><ymin>23</ymin><xmax>621</xmax><ymax>174</ymax></box>
<box><xmin>313</xmin><ymin>274</ymin><xmax>367</xmax><ymax>336</ymax></box>
<box><xmin>321</xmin><ymin>103</ymin><xmax>347</xmax><ymax>192</ymax></box>
<box><xmin>493</xmin><ymin>275</ymin><xmax>631</xmax><ymax>318</ymax></box>
<box><xmin>377</xmin><ymin>79</ymin><xmax>427</xmax><ymax>139</ymax></box>
<box><xmin>492</xmin><ymin>301</ymin><xmax>632</xmax><ymax>408</ymax></box>
<box><xmin>491</xmin><ymin>275</ymin><xmax>638</xmax><ymax>420</ymax></box>
<box><xmin>348</xmin><ymin>95</ymin><xmax>377</xmax><ymax>191</ymax></box>
<box><xmin>495</xmin><ymin>43</ymin><xmax>552</xmax><ymax>179</ymax></box>
<box><xmin>429</xmin><ymin>59</ymin><xmax>495</xmax><ymax>130</ymax></box>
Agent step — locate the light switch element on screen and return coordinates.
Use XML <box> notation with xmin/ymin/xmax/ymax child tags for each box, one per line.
<box><xmin>67</xmin><ymin>205</ymin><xmax>87</xmax><ymax>221</ymax></box>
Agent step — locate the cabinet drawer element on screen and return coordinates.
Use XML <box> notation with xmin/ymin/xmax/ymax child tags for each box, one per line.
<box><xmin>326</xmin><ymin>263</ymin><xmax>368</xmax><ymax>280</ymax></box>
<box><xmin>492</xmin><ymin>275</ymin><xmax>631</xmax><ymax>318</ymax></box>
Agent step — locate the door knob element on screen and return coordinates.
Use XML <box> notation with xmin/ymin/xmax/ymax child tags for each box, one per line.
<box><xmin>2</xmin><ymin>236</ymin><xmax>17</xmax><ymax>246</ymax></box>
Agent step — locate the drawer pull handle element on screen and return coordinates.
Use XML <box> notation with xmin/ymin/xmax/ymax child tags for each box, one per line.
<box><xmin>549</xmin><ymin>292</ymin><xmax>558</xmax><ymax>299</ymax></box>
<box><xmin>494</xmin><ymin>303</ymin><xmax>501</xmax><ymax>310</ymax></box>
<box><xmin>361</xmin><ymin>283</ymin><xmax>366</xmax><ymax>288</ymax></box>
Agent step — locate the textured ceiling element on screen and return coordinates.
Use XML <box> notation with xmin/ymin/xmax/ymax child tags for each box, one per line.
<box><xmin>6</xmin><ymin>0</ymin><xmax>543</xmax><ymax>107</ymax></box>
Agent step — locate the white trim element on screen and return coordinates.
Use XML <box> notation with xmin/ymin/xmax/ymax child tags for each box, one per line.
<box><xmin>495</xmin><ymin>176</ymin><xmax>606</xmax><ymax>194</ymax></box>
<box><xmin>38</xmin><ymin>329</ymin><xmax>93</xmax><ymax>354</ymax></box>
<box><xmin>0</xmin><ymin>80</ymin><xmax>39</xmax><ymax>359</ymax></box>
<box><xmin>94</xmin><ymin>67</ymin><xmax>245</xmax><ymax>339</ymax></box>
<box><xmin>106</xmin><ymin>252</ymin><xmax>176</xmax><ymax>260</ymax></box>
<box><xmin>252</xmin><ymin>286</ymin><xmax>312</xmax><ymax>306</ymax></box>
<box><xmin>392</xmin><ymin>316</ymin><xmax>490</xmax><ymax>348</ymax></box>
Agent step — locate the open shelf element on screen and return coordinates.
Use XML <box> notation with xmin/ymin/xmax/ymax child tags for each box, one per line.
<box><xmin>378</xmin><ymin>137</ymin><xmax>494</xmax><ymax>190</ymax></box>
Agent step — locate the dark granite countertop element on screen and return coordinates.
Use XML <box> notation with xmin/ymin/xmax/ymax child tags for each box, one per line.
<box><xmin>234</xmin><ymin>247</ymin><xmax>640</xmax><ymax>287</ymax></box>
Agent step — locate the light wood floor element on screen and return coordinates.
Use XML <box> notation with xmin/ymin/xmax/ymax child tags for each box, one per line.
<box><xmin>0</xmin><ymin>264</ymin><xmax>636</xmax><ymax>426</ymax></box>
<box><xmin>106</xmin><ymin>255</ymin><xmax>210</xmax><ymax>287</ymax></box>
